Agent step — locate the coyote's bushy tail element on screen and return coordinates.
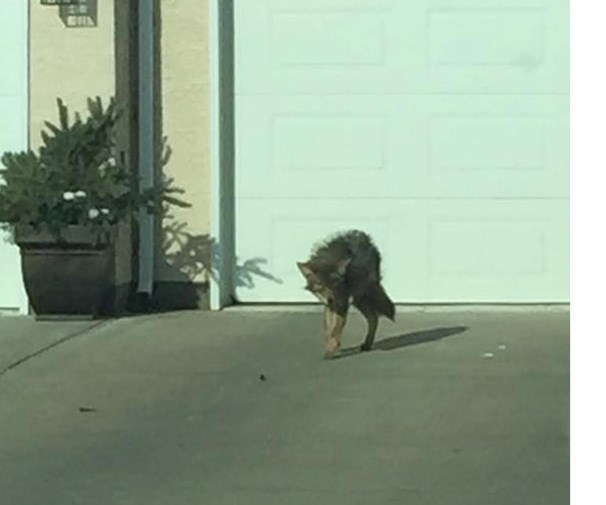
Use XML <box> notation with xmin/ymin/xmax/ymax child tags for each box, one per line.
<box><xmin>369</xmin><ymin>283</ymin><xmax>396</xmax><ymax>321</ymax></box>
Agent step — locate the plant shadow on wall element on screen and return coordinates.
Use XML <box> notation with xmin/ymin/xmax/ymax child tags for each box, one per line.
<box><xmin>154</xmin><ymin>141</ymin><xmax>283</xmax><ymax>310</ymax></box>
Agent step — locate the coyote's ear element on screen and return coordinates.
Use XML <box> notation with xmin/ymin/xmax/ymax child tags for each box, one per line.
<box><xmin>336</xmin><ymin>257</ymin><xmax>351</xmax><ymax>275</ymax></box>
<box><xmin>297</xmin><ymin>262</ymin><xmax>314</xmax><ymax>277</ymax></box>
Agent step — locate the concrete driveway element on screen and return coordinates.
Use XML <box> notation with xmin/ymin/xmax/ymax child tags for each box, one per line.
<box><xmin>0</xmin><ymin>307</ymin><xmax>569</xmax><ymax>505</ymax></box>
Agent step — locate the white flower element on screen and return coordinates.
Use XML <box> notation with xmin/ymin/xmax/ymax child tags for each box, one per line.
<box><xmin>107</xmin><ymin>156</ymin><xmax>116</xmax><ymax>167</ymax></box>
<box><xmin>100</xmin><ymin>208</ymin><xmax>110</xmax><ymax>215</ymax></box>
<box><xmin>88</xmin><ymin>208</ymin><xmax>100</xmax><ymax>219</ymax></box>
<box><xmin>63</xmin><ymin>191</ymin><xmax>75</xmax><ymax>201</ymax></box>
<box><xmin>75</xmin><ymin>190</ymin><xmax>87</xmax><ymax>198</ymax></box>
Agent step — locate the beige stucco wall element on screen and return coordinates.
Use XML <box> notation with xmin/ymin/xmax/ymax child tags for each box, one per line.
<box><xmin>29</xmin><ymin>0</ymin><xmax>116</xmax><ymax>147</ymax></box>
<box><xmin>29</xmin><ymin>0</ymin><xmax>213</xmax><ymax>303</ymax></box>
<box><xmin>157</xmin><ymin>0</ymin><xmax>212</xmax><ymax>285</ymax></box>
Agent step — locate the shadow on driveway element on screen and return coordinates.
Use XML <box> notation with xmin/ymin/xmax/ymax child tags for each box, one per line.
<box><xmin>336</xmin><ymin>325</ymin><xmax>468</xmax><ymax>359</ymax></box>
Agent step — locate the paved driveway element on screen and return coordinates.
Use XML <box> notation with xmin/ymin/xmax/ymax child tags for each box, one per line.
<box><xmin>0</xmin><ymin>308</ymin><xmax>569</xmax><ymax>504</ymax></box>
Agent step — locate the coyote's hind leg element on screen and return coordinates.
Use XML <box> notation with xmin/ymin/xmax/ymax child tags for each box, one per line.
<box><xmin>353</xmin><ymin>296</ymin><xmax>379</xmax><ymax>352</ymax></box>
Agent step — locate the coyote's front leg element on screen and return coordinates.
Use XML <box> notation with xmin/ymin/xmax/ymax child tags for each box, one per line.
<box><xmin>323</xmin><ymin>304</ymin><xmax>348</xmax><ymax>359</ymax></box>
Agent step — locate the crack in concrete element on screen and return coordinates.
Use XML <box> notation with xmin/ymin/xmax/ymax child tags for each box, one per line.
<box><xmin>0</xmin><ymin>320</ymin><xmax>113</xmax><ymax>379</ymax></box>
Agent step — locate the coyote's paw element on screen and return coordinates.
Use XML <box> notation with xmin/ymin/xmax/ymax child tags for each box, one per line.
<box><xmin>360</xmin><ymin>343</ymin><xmax>373</xmax><ymax>352</ymax></box>
<box><xmin>324</xmin><ymin>337</ymin><xmax>341</xmax><ymax>359</ymax></box>
<box><xmin>323</xmin><ymin>350</ymin><xmax>339</xmax><ymax>360</ymax></box>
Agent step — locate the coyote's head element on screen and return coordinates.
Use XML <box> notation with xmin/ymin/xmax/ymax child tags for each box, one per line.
<box><xmin>296</xmin><ymin>259</ymin><xmax>350</xmax><ymax>306</ymax></box>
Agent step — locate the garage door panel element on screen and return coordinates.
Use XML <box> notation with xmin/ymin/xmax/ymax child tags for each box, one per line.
<box><xmin>426</xmin><ymin>6</ymin><xmax>568</xmax><ymax>93</ymax></box>
<box><xmin>236</xmin><ymin>94</ymin><xmax>568</xmax><ymax>199</ymax></box>
<box><xmin>271</xmin><ymin>11</ymin><xmax>386</xmax><ymax>67</ymax></box>
<box><xmin>235</xmin><ymin>0</ymin><xmax>568</xmax><ymax>95</ymax></box>
<box><xmin>0</xmin><ymin>0</ymin><xmax>28</xmax><ymax>313</ymax></box>
<box><xmin>428</xmin><ymin>11</ymin><xmax>545</xmax><ymax>67</ymax></box>
<box><xmin>235</xmin><ymin>0</ymin><xmax>397</xmax><ymax>96</ymax></box>
<box><xmin>430</xmin><ymin>116</ymin><xmax>545</xmax><ymax>172</ymax></box>
<box><xmin>236</xmin><ymin>199</ymin><xmax>569</xmax><ymax>303</ymax></box>
<box><xmin>272</xmin><ymin>115</ymin><xmax>386</xmax><ymax>172</ymax></box>
<box><xmin>385</xmin><ymin>200</ymin><xmax>564</xmax><ymax>281</ymax></box>
<box><xmin>388</xmin><ymin>199</ymin><xmax>569</xmax><ymax>302</ymax></box>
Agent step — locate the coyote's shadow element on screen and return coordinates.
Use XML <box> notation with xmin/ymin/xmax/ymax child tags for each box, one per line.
<box><xmin>337</xmin><ymin>325</ymin><xmax>468</xmax><ymax>359</ymax></box>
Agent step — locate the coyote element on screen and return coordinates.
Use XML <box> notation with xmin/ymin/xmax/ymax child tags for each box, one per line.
<box><xmin>297</xmin><ymin>230</ymin><xmax>395</xmax><ymax>358</ymax></box>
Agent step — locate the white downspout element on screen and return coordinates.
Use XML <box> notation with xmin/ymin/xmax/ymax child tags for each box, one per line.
<box><xmin>210</xmin><ymin>0</ymin><xmax>236</xmax><ymax>309</ymax></box>
<box><xmin>137</xmin><ymin>0</ymin><xmax>155</xmax><ymax>296</ymax></box>
<box><xmin>209</xmin><ymin>0</ymin><xmax>222</xmax><ymax>309</ymax></box>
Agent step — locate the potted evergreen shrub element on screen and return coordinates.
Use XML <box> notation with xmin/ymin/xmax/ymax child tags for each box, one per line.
<box><xmin>0</xmin><ymin>96</ymin><xmax>187</xmax><ymax>318</ymax></box>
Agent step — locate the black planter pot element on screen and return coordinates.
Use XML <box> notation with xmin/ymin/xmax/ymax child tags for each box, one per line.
<box><xmin>14</xmin><ymin>225</ymin><xmax>117</xmax><ymax>319</ymax></box>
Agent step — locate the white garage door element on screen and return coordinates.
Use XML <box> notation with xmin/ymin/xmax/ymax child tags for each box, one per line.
<box><xmin>0</xmin><ymin>0</ymin><xmax>28</xmax><ymax>314</ymax></box>
<box><xmin>234</xmin><ymin>0</ymin><xmax>569</xmax><ymax>303</ymax></box>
